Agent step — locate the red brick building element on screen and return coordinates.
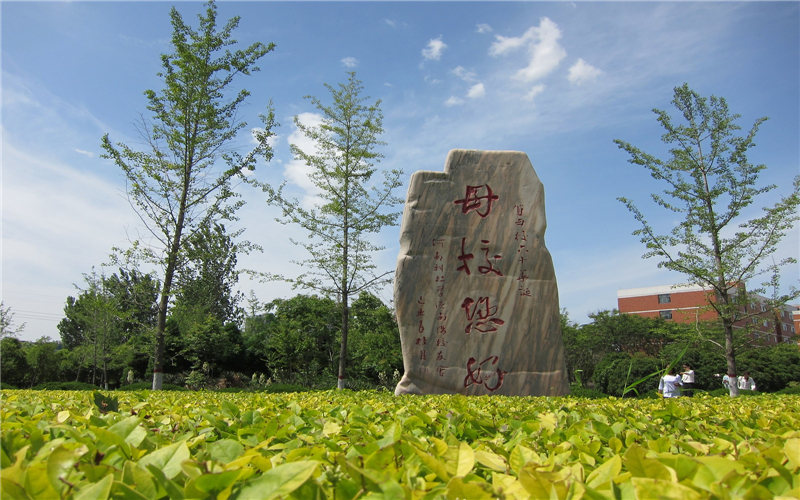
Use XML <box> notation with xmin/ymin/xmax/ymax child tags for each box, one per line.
<box><xmin>617</xmin><ymin>284</ymin><xmax>799</xmax><ymax>345</ymax></box>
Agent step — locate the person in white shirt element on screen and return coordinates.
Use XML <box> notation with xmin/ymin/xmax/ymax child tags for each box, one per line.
<box><xmin>680</xmin><ymin>363</ymin><xmax>695</xmax><ymax>397</ymax></box>
<box><xmin>658</xmin><ymin>367</ymin><xmax>683</xmax><ymax>398</ymax></box>
<box><xmin>738</xmin><ymin>371</ymin><xmax>756</xmax><ymax>391</ymax></box>
<box><xmin>722</xmin><ymin>372</ymin><xmax>739</xmax><ymax>396</ymax></box>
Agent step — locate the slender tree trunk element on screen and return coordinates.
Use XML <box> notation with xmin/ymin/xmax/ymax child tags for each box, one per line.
<box><xmin>152</xmin><ymin>161</ymin><xmax>191</xmax><ymax>390</ymax></box>
<box><xmin>338</xmin><ymin>293</ymin><xmax>349</xmax><ymax>390</ymax></box>
<box><xmin>700</xmin><ymin>154</ymin><xmax>739</xmax><ymax>397</ymax></box>
<box><xmin>92</xmin><ymin>326</ymin><xmax>98</xmax><ymax>387</ymax></box>
<box><xmin>337</xmin><ymin>175</ymin><xmax>350</xmax><ymax>390</ymax></box>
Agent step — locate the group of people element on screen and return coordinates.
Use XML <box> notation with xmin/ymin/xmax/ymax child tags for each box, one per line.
<box><xmin>723</xmin><ymin>371</ymin><xmax>757</xmax><ymax>392</ymax></box>
<box><xmin>657</xmin><ymin>364</ymin><xmax>757</xmax><ymax>398</ymax></box>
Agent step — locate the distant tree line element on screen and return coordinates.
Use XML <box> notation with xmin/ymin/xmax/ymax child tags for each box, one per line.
<box><xmin>562</xmin><ymin>309</ymin><xmax>800</xmax><ymax>396</ymax></box>
<box><xmin>1</xmin><ymin>286</ymin><xmax>402</xmax><ymax>391</ymax></box>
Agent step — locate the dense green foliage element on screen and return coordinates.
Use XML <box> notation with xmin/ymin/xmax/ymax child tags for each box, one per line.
<box><xmin>2</xmin><ymin>390</ymin><xmax>799</xmax><ymax>499</ymax></box>
<box><xmin>562</xmin><ymin>309</ymin><xmax>800</xmax><ymax>396</ymax></box>
<box><xmin>118</xmin><ymin>382</ymin><xmax>189</xmax><ymax>392</ymax></box>
<box><xmin>31</xmin><ymin>382</ymin><xmax>100</xmax><ymax>391</ymax></box>
<box><xmin>2</xmin><ymin>293</ymin><xmax>402</xmax><ymax>391</ymax></box>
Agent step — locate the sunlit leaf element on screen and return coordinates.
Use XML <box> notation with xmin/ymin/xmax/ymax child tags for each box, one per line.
<box><xmin>231</xmin><ymin>460</ymin><xmax>318</xmax><ymax>499</ymax></box>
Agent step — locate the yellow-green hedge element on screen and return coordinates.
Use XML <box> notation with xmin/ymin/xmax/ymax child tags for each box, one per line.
<box><xmin>1</xmin><ymin>390</ymin><xmax>799</xmax><ymax>499</ymax></box>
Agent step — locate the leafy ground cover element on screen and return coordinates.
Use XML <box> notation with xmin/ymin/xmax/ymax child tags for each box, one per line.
<box><xmin>1</xmin><ymin>390</ymin><xmax>798</xmax><ymax>499</ymax></box>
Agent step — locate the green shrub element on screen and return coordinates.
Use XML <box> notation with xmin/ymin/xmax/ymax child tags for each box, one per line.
<box><xmin>566</xmin><ymin>386</ymin><xmax>607</xmax><ymax>399</ymax></box>
<box><xmin>593</xmin><ymin>353</ymin><xmax>662</xmax><ymax>397</ymax></box>
<box><xmin>773</xmin><ymin>385</ymin><xmax>800</xmax><ymax>395</ymax></box>
<box><xmin>32</xmin><ymin>381</ymin><xmax>98</xmax><ymax>391</ymax></box>
<box><xmin>261</xmin><ymin>383</ymin><xmax>309</xmax><ymax>394</ymax></box>
<box><xmin>213</xmin><ymin>387</ymin><xmax>251</xmax><ymax>393</ymax></box>
<box><xmin>118</xmin><ymin>382</ymin><xmax>189</xmax><ymax>391</ymax></box>
<box><xmin>1</xmin><ymin>382</ymin><xmax>18</xmax><ymax>390</ymax></box>
<box><xmin>706</xmin><ymin>388</ymin><xmax>762</xmax><ymax>397</ymax></box>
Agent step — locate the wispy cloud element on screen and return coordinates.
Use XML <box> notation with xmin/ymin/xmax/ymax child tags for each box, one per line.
<box><xmin>422</xmin><ymin>37</ymin><xmax>447</xmax><ymax>61</ymax></box>
<box><xmin>74</xmin><ymin>148</ymin><xmax>94</xmax><ymax>158</ymax></box>
<box><xmin>452</xmin><ymin>66</ymin><xmax>477</xmax><ymax>83</ymax></box>
<box><xmin>341</xmin><ymin>57</ymin><xmax>359</xmax><ymax>68</ymax></box>
<box><xmin>476</xmin><ymin>23</ymin><xmax>493</xmax><ymax>34</ymax></box>
<box><xmin>525</xmin><ymin>83</ymin><xmax>546</xmax><ymax>101</ymax></box>
<box><xmin>489</xmin><ymin>17</ymin><xmax>566</xmax><ymax>91</ymax></box>
<box><xmin>568</xmin><ymin>59</ymin><xmax>603</xmax><ymax>85</ymax></box>
<box><xmin>444</xmin><ymin>96</ymin><xmax>464</xmax><ymax>107</ymax></box>
<box><xmin>467</xmin><ymin>83</ymin><xmax>485</xmax><ymax>99</ymax></box>
<box><xmin>384</xmin><ymin>19</ymin><xmax>396</xmax><ymax>28</ymax></box>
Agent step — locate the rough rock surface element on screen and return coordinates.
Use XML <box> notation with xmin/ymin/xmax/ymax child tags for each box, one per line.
<box><xmin>394</xmin><ymin>150</ymin><xmax>569</xmax><ymax>396</ymax></box>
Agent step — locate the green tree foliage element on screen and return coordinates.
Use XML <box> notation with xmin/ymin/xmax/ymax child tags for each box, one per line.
<box><xmin>592</xmin><ymin>353</ymin><xmax>661</xmax><ymax>397</ymax></box>
<box><xmin>248</xmin><ymin>295</ymin><xmax>341</xmax><ymax>386</ymax></box>
<box><xmin>58</xmin><ymin>269</ymin><xmax>158</xmax><ymax>388</ymax></box>
<box><xmin>562</xmin><ymin>310</ymin><xmax>680</xmax><ymax>385</ymax></box>
<box><xmin>0</xmin><ymin>337</ymin><xmax>29</xmax><ymax>387</ymax></box>
<box><xmin>242</xmin><ymin>293</ymin><xmax>402</xmax><ymax>388</ymax></box>
<box><xmin>58</xmin><ymin>271</ymin><xmax>122</xmax><ymax>388</ymax></box>
<box><xmin>737</xmin><ymin>342</ymin><xmax>800</xmax><ymax>392</ymax></box>
<box><xmin>347</xmin><ymin>292</ymin><xmax>402</xmax><ymax>381</ymax></box>
<box><xmin>615</xmin><ymin>84</ymin><xmax>800</xmax><ymax>395</ymax></box>
<box><xmin>172</xmin><ymin>223</ymin><xmax>246</xmax><ymax>331</ymax></box>
<box><xmin>25</xmin><ymin>337</ymin><xmax>61</xmax><ymax>387</ymax></box>
<box><xmin>182</xmin><ymin>316</ymin><xmax>243</xmax><ymax>377</ymax></box>
<box><xmin>101</xmin><ymin>0</ymin><xmax>276</xmax><ymax>389</ymax></box>
<box><xmin>262</xmin><ymin>72</ymin><xmax>403</xmax><ymax>389</ymax></box>
<box><xmin>560</xmin><ymin>311</ymin><xmax>597</xmax><ymax>385</ymax></box>
<box><xmin>0</xmin><ymin>301</ymin><xmax>26</xmax><ymax>339</ymax></box>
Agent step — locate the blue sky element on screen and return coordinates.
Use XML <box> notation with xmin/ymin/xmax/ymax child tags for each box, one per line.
<box><xmin>2</xmin><ymin>1</ymin><xmax>798</xmax><ymax>342</ymax></box>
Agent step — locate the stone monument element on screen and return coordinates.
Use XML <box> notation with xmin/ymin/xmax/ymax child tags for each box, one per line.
<box><xmin>394</xmin><ymin>150</ymin><xmax>569</xmax><ymax>396</ymax></box>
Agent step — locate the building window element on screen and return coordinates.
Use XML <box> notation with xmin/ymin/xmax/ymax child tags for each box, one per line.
<box><xmin>763</xmin><ymin>320</ymin><xmax>769</xmax><ymax>327</ymax></box>
<box><xmin>658</xmin><ymin>294</ymin><xmax>671</xmax><ymax>304</ymax></box>
<box><xmin>660</xmin><ymin>310</ymin><xmax>673</xmax><ymax>320</ymax></box>
<box><xmin>761</xmin><ymin>304</ymin><xmax>767</xmax><ymax>312</ymax></box>
<box><xmin>784</xmin><ymin>324</ymin><xmax>788</xmax><ymax>331</ymax></box>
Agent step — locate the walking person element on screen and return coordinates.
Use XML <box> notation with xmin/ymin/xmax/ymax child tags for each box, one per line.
<box><xmin>658</xmin><ymin>366</ymin><xmax>683</xmax><ymax>398</ymax></box>
<box><xmin>738</xmin><ymin>371</ymin><xmax>756</xmax><ymax>392</ymax></box>
<box><xmin>680</xmin><ymin>363</ymin><xmax>695</xmax><ymax>397</ymax></box>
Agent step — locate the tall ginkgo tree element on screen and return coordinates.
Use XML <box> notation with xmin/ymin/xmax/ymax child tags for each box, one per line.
<box><xmin>615</xmin><ymin>84</ymin><xmax>800</xmax><ymax>396</ymax></box>
<box><xmin>102</xmin><ymin>1</ymin><xmax>277</xmax><ymax>389</ymax></box>
<box><xmin>263</xmin><ymin>72</ymin><xmax>403</xmax><ymax>389</ymax></box>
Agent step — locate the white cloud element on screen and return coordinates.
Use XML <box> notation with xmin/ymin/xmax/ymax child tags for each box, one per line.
<box><xmin>467</xmin><ymin>83</ymin><xmax>485</xmax><ymax>99</ymax></box>
<box><xmin>489</xmin><ymin>17</ymin><xmax>567</xmax><ymax>87</ymax></box>
<box><xmin>341</xmin><ymin>57</ymin><xmax>359</xmax><ymax>68</ymax></box>
<box><xmin>476</xmin><ymin>23</ymin><xmax>493</xmax><ymax>34</ymax></box>
<box><xmin>384</xmin><ymin>19</ymin><xmax>396</xmax><ymax>28</ymax></box>
<box><xmin>285</xmin><ymin>112</ymin><xmax>327</xmax><ymax>207</ymax></box>
<box><xmin>422</xmin><ymin>37</ymin><xmax>447</xmax><ymax>61</ymax></box>
<box><xmin>568</xmin><ymin>59</ymin><xmax>604</xmax><ymax>85</ymax></box>
<box><xmin>525</xmin><ymin>83</ymin><xmax>546</xmax><ymax>101</ymax></box>
<box><xmin>444</xmin><ymin>96</ymin><xmax>464</xmax><ymax>107</ymax></box>
<box><xmin>452</xmin><ymin>66</ymin><xmax>477</xmax><ymax>83</ymax></box>
<box><xmin>74</xmin><ymin>148</ymin><xmax>94</xmax><ymax>158</ymax></box>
